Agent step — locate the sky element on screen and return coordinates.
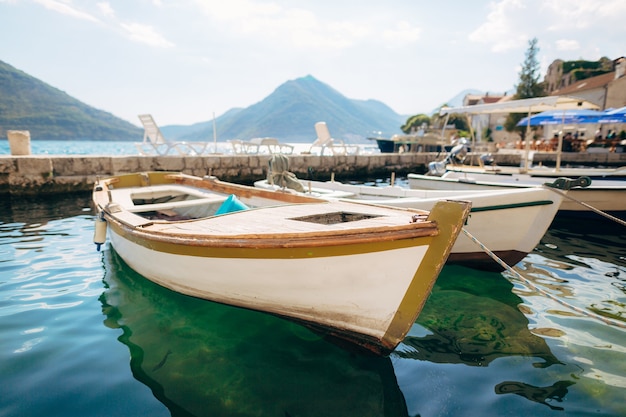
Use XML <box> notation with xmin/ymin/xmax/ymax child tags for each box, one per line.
<box><xmin>1</xmin><ymin>0</ymin><xmax>625</xmax><ymax>127</ymax></box>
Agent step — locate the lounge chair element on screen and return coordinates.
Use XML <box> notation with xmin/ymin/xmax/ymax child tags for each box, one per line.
<box><xmin>228</xmin><ymin>139</ymin><xmax>256</xmax><ymax>155</ymax></box>
<box><xmin>228</xmin><ymin>137</ymin><xmax>293</xmax><ymax>155</ymax></box>
<box><xmin>249</xmin><ymin>137</ymin><xmax>294</xmax><ymax>154</ymax></box>
<box><xmin>309</xmin><ymin>122</ymin><xmax>357</xmax><ymax>156</ymax></box>
<box><xmin>136</xmin><ymin>114</ymin><xmax>210</xmax><ymax>156</ymax></box>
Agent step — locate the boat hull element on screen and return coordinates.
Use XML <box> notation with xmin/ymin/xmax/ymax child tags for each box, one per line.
<box><xmin>257</xmin><ymin>180</ymin><xmax>562</xmax><ymax>270</ymax></box>
<box><xmin>408</xmin><ymin>172</ymin><xmax>626</xmax><ymax>213</ymax></box>
<box><xmin>381</xmin><ymin>189</ymin><xmax>561</xmax><ymax>269</ymax></box>
<box><xmin>108</xmin><ymin>225</ymin><xmax>429</xmax><ymax>351</ymax></box>
<box><xmin>94</xmin><ymin>172</ymin><xmax>471</xmax><ymax>354</ymax></box>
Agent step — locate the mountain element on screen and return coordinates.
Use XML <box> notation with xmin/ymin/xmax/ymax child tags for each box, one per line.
<box><xmin>0</xmin><ymin>60</ymin><xmax>141</xmax><ymax>141</ymax></box>
<box><xmin>165</xmin><ymin>75</ymin><xmax>407</xmax><ymax>143</ymax></box>
<box><xmin>2</xmin><ymin>60</ymin><xmax>453</xmax><ymax>143</ymax></box>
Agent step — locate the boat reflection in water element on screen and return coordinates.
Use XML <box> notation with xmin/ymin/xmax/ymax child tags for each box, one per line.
<box><xmin>399</xmin><ymin>265</ymin><xmax>562</xmax><ymax>368</ymax></box>
<box><xmin>395</xmin><ymin>264</ymin><xmax>579</xmax><ymax>412</ymax></box>
<box><xmin>99</xmin><ymin>248</ymin><xmax>410</xmax><ymax>417</ymax></box>
<box><xmin>99</xmin><ymin>215</ymin><xmax>625</xmax><ymax>416</ymax></box>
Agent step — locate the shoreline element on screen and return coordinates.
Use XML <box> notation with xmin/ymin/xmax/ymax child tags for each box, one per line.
<box><xmin>1</xmin><ymin>151</ymin><xmax>625</xmax><ymax>195</ymax></box>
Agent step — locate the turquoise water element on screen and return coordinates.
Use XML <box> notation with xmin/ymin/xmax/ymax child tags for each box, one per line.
<box><xmin>0</xmin><ymin>139</ymin><xmax>236</xmax><ymax>156</ymax></box>
<box><xmin>0</xmin><ymin>140</ymin><xmax>380</xmax><ymax>156</ymax></box>
<box><xmin>1</xmin><ymin>141</ymin><xmax>625</xmax><ymax>416</ymax></box>
<box><xmin>1</xmin><ymin>194</ymin><xmax>625</xmax><ymax>416</ymax></box>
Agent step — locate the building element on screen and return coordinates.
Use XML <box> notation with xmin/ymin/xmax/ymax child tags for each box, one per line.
<box><xmin>549</xmin><ymin>57</ymin><xmax>626</xmax><ymax>109</ymax></box>
<box><xmin>541</xmin><ymin>57</ymin><xmax>626</xmax><ymax>144</ymax></box>
<box><xmin>544</xmin><ymin>57</ymin><xmax>614</xmax><ymax>95</ymax></box>
<box><xmin>461</xmin><ymin>93</ymin><xmax>509</xmax><ymax>143</ymax></box>
<box><xmin>457</xmin><ymin>56</ymin><xmax>626</xmax><ymax>149</ymax></box>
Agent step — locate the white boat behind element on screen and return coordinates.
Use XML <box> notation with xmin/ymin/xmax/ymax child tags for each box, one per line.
<box><xmin>93</xmin><ymin>171</ymin><xmax>471</xmax><ymax>354</ymax></box>
<box><xmin>255</xmin><ymin>171</ymin><xmax>567</xmax><ymax>270</ymax></box>
<box><xmin>408</xmin><ymin>169</ymin><xmax>625</xmax><ymax>213</ymax></box>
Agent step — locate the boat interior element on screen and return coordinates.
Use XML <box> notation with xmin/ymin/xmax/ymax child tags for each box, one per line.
<box><xmin>106</xmin><ymin>183</ymin><xmax>389</xmax><ymax>226</ymax></box>
<box><xmin>111</xmin><ymin>185</ymin><xmax>241</xmax><ymax>221</ymax></box>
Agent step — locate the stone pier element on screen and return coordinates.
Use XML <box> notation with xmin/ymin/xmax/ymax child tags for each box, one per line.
<box><xmin>1</xmin><ymin>151</ymin><xmax>624</xmax><ymax>195</ymax></box>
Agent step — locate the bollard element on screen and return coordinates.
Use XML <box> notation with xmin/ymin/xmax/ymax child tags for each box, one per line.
<box><xmin>7</xmin><ymin>130</ymin><xmax>32</xmax><ymax>155</ymax></box>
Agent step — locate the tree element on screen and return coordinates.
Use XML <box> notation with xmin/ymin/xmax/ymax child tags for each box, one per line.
<box><xmin>430</xmin><ymin>105</ymin><xmax>470</xmax><ymax>137</ymax></box>
<box><xmin>505</xmin><ymin>37</ymin><xmax>546</xmax><ymax>134</ymax></box>
<box><xmin>401</xmin><ymin>114</ymin><xmax>431</xmax><ymax>134</ymax></box>
<box><xmin>516</xmin><ymin>38</ymin><xmax>545</xmax><ymax>99</ymax></box>
<box><xmin>446</xmin><ymin>114</ymin><xmax>469</xmax><ymax>133</ymax></box>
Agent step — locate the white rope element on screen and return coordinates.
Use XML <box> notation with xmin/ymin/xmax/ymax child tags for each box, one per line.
<box><xmin>543</xmin><ymin>185</ymin><xmax>626</xmax><ymax>227</ymax></box>
<box><xmin>461</xmin><ymin>228</ymin><xmax>626</xmax><ymax>329</ymax></box>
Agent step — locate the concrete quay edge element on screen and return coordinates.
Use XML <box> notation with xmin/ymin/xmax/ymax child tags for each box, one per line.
<box><xmin>1</xmin><ymin>152</ymin><xmax>625</xmax><ymax>195</ymax></box>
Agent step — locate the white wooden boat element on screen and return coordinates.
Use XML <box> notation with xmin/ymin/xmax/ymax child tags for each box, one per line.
<box><xmin>255</xmin><ymin>178</ymin><xmax>565</xmax><ymax>269</ymax></box>
<box><xmin>92</xmin><ymin>172</ymin><xmax>470</xmax><ymax>354</ymax></box>
<box><xmin>408</xmin><ymin>170</ymin><xmax>625</xmax><ymax>213</ymax></box>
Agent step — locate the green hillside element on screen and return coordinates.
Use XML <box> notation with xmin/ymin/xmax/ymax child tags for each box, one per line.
<box><xmin>0</xmin><ymin>60</ymin><xmax>141</xmax><ymax>141</ymax></box>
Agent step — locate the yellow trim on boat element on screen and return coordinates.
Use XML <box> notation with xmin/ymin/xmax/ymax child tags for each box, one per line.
<box><xmin>107</xmin><ymin>219</ymin><xmax>435</xmax><ymax>259</ymax></box>
<box><xmin>381</xmin><ymin>200</ymin><xmax>472</xmax><ymax>351</ymax></box>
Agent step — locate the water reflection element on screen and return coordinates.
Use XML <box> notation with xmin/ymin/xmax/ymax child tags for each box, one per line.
<box><xmin>519</xmin><ymin>216</ymin><xmax>625</xmax><ymax>324</ymax></box>
<box><xmin>535</xmin><ymin>215</ymin><xmax>625</xmax><ymax>268</ymax></box>
<box><xmin>494</xmin><ymin>380</ymin><xmax>575</xmax><ymax>411</ymax></box>
<box><xmin>0</xmin><ymin>193</ymin><xmax>94</xmax><ymax>254</ymax></box>
<box><xmin>100</xmin><ymin>248</ymin><xmax>409</xmax><ymax>417</ymax></box>
<box><xmin>95</xmin><ymin>215</ymin><xmax>625</xmax><ymax>416</ymax></box>
<box><xmin>0</xmin><ymin>193</ymin><xmax>93</xmax><ymax>224</ymax></box>
<box><xmin>397</xmin><ymin>265</ymin><xmax>562</xmax><ymax>368</ymax></box>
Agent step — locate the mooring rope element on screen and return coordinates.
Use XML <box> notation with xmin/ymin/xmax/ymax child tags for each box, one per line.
<box><xmin>267</xmin><ymin>154</ymin><xmax>305</xmax><ymax>192</ymax></box>
<box><xmin>461</xmin><ymin>228</ymin><xmax>626</xmax><ymax>330</ymax></box>
<box><xmin>542</xmin><ymin>185</ymin><xmax>626</xmax><ymax>227</ymax></box>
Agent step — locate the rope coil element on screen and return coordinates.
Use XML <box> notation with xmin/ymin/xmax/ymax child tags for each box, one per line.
<box><xmin>267</xmin><ymin>154</ymin><xmax>305</xmax><ymax>192</ymax></box>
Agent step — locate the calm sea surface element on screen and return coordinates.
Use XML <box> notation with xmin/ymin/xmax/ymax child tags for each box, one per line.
<box><xmin>1</xmin><ymin>141</ymin><xmax>625</xmax><ymax>416</ymax></box>
<box><xmin>0</xmin><ymin>139</ymin><xmax>379</xmax><ymax>156</ymax></box>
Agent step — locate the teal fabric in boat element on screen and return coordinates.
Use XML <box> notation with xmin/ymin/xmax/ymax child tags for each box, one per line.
<box><xmin>215</xmin><ymin>194</ymin><xmax>249</xmax><ymax>215</ymax></box>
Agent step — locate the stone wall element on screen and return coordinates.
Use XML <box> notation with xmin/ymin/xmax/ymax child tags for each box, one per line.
<box><xmin>1</xmin><ymin>151</ymin><xmax>625</xmax><ymax>195</ymax></box>
<box><xmin>0</xmin><ymin>153</ymin><xmax>435</xmax><ymax>195</ymax></box>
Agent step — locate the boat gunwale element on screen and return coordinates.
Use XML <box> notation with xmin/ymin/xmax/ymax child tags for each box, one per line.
<box><xmin>94</xmin><ymin>172</ymin><xmax>442</xmax><ymax>251</ymax></box>
<box><xmin>104</xmin><ymin>216</ymin><xmax>439</xmax><ymax>254</ymax></box>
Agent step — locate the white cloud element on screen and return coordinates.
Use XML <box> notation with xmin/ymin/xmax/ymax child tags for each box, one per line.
<box><xmin>555</xmin><ymin>39</ymin><xmax>580</xmax><ymax>51</ymax></box>
<box><xmin>468</xmin><ymin>0</ymin><xmax>527</xmax><ymax>52</ymax></box>
<box><xmin>382</xmin><ymin>21</ymin><xmax>422</xmax><ymax>45</ymax></box>
<box><xmin>97</xmin><ymin>2</ymin><xmax>114</xmax><ymax>18</ymax></box>
<box><xmin>194</xmin><ymin>0</ymin><xmax>282</xmax><ymax>21</ymax></box>
<box><xmin>190</xmin><ymin>0</ymin><xmax>410</xmax><ymax>50</ymax></box>
<box><xmin>119</xmin><ymin>22</ymin><xmax>175</xmax><ymax>48</ymax></box>
<box><xmin>542</xmin><ymin>0</ymin><xmax>626</xmax><ymax>30</ymax></box>
<box><xmin>34</xmin><ymin>0</ymin><xmax>99</xmax><ymax>22</ymax></box>
<box><xmin>31</xmin><ymin>0</ymin><xmax>175</xmax><ymax>49</ymax></box>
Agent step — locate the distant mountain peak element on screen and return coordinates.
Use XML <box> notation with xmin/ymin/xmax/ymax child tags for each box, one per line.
<box><xmin>2</xmin><ymin>59</ymin><xmax>482</xmax><ymax>144</ymax></box>
<box><xmin>177</xmin><ymin>76</ymin><xmax>406</xmax><ymax>142</ymax></box>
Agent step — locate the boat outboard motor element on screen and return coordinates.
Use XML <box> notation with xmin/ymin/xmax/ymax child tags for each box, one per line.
<box><xmin>449</xmin><ymin>138</ymin><xmax>468</xmax><ymax>164</ymax></box>
<box><xmin>427</xmin><ymin>160</ymin><xmax>447</xmax><ymax>176</ymax></box>
<box><xmin>427</xmin><ymin>138</ymin><xmax>469</xmax><ymax>176</ymax></box>
<box><xmin>480</xmin><ymin>153</ymin><xmax>494</xmax><ymax>166</ymax></box>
